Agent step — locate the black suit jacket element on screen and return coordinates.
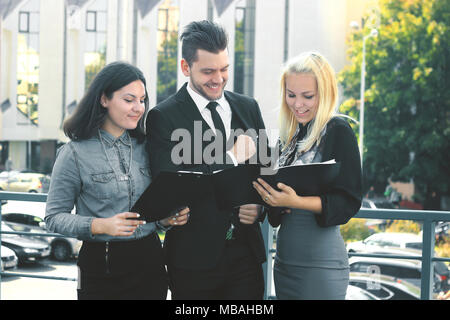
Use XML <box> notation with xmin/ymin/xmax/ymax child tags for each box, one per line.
<box><xmin>146</xmin><ymin>83</ymin><xmax>267</xmax><ymax>270</ymax></box>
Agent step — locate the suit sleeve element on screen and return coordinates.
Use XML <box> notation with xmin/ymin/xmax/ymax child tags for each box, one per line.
<box><xmin>314</xmin><ymin>121</ymin><xmax>363</xmax><ymax>227</ymax></box>
<box><xmin>146</xmin><ymin>107</ymin><xmax>236</xmax><ymax>177</ymax></box>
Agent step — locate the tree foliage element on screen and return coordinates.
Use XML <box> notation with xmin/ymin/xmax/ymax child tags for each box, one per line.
<box><xmin>157</xmin><ymin>31</ymin><xmax>178</xmax><ymax>104</ymax></box>
<box><xmin>340</xmin><ymin>218</ymin><xmax>372</xmax><ymax>243</ymax></box>
<box><xmin>338</xmin><ymin>0</ymin><xmax>450</xmax><ymax>202</ymax></box>
<box><xmin>85</xmin><ymin>46</ymin><xmax>106</xmax><ymax>91</ymax></box>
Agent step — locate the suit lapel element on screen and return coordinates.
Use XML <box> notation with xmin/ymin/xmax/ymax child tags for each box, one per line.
<box><xmin>173</xmin><ymin>83</ymin><xmax>214</xmax><ymax>157</ymax></box>
<box><xmin>173</xmin><ymin>85</ymin><xmax>254</xmax><ymax>158</ymax></box>
<box><xmin>174</xmin><ymin>83</ymin><xmax>206</xmax><ymax>125</ymax></box>
<box><xmin>225</xmin><ymin>91</ymin><xmax>251</xmax><ymax>131</ymax></box>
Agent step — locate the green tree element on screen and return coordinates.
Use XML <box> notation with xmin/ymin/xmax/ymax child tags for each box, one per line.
<box><xmin>339</xmin><ymin>0</ymin><xmax>450</xmax><ymax>202</ymax></box>
<box><xmin>157</xmin><ymin>31</ymin><xmax>178</xmax><ymax>104</ymax></box>
<box><xmin>341</xmin><ymin>218</ymin><xmax>372</xmax><ymax>243</ymax></box>
<box><xmin>85</xmin><ymin>45</ymin><xmax>106</xmax><ymax>91</ymax></box>
<box><xmin>386</xmin><ymin>220</ymin><xmax>421</xmax><ymax>234</ymax></box>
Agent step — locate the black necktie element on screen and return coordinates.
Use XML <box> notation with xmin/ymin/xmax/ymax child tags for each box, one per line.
<box><xmin>206</xmin><ymin>102</ymin><xmax>235</xmax><ymax>240</ymax></box>
<box><xmin>206</xmin><ymin>101</ymin><xmax>227</xmax><ymax>150</ymax></box>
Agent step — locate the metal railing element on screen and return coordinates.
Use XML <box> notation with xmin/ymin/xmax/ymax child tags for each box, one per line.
<box><xmin>262</xmin><ymin>207</ymin><xmax>450</xmax><ymax>300</ymax></box>
<box><xmin>1</xmin><ymin>191</ymin><xmax>449</xmax><ymax>300</ymax></box>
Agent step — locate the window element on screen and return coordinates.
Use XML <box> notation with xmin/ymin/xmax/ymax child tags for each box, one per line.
<box><xmin>86</xmin><ymin>11</ymin><xmax>96</xmax><ymax>32</ymax></box>
<box><xmin>30</xmin><ymin>215</ymin><xmax>43</xmax><ymax>227</ymax></box>
<box><xmin>350</xmin><ymin>262</ymin><xmax>367</xmax><ymax>272</ymax></box>
<box><xmin>234</xmin><ymin>0</ymin><xmax>255</xmax><ymax>96</ymax></box>
<box><xmin>405</xmin><ymin>242</ymin><xmax>422</xmax><ymax>250</ymax></box>
<box><xmin>19</xmin><ymin>12</ymin><xmax>29</xmax><ymax>32</ymax></box>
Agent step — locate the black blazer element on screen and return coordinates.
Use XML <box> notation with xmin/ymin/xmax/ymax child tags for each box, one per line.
<box><xmin>146</xmin><ymin>83</ymin><xmax>268</xmax><ymax>270</ymax></box>
<box><xmin>267</xmin><ymin>117</ymin><xmax>362</xmax><ymax>228</ymax></box>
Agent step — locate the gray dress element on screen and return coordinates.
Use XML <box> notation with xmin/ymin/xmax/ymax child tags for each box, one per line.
<box><xmin>274</xmin><ymin>209</ymin><xmax>349</xmax><ymax>300</ymax></box>
<box><xmin>271</xmin><ymin>118</ymin><xmax>362</xmax><ymax>300</ymax></box>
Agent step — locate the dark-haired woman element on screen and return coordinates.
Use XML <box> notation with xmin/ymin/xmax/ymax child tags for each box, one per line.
<box><xmin>45</xmin><ymin>61</ymin><xmax>189</xmax><ymax>300</ymax></box>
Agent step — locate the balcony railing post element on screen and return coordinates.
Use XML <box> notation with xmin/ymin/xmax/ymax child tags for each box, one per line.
<box><xmin>420</xmin><ymin>219</ymin><xmax>435</xmax><ymax>300</ymax></box>
<box><xmin>0</xmin><ymin>198</ymin><xmax>2</xmax><ymax>300</ymax></box>
<box><xmin>261</xmin><ymin>218</ymin><xmax>273</xmax><ymax>300</ymax></box>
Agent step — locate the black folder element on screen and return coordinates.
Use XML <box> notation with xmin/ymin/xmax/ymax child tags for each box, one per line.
<box><xmin>131</xmin><ymin>161</ymin><xmax>340</xmax><ymax>222</ymax></box>
<box><xmin>260</xmin><ymin>161</ymin><xmax>341</xmax><ymax>196</ymax></box>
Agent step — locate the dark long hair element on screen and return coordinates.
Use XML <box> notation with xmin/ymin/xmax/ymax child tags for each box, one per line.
<box><xmin>180</xmin><ymin>20</ymin><xmax>228</xmax><ymax>66</ymax></box>
<box><xmin>63</xmin><ymin>61</ymin><xmax>149</xmax><ymax>143</ymax></box>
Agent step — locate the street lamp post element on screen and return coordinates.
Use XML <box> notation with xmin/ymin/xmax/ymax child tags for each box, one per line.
<box><xmin>358</xmin><ymin>28</ymin><xmax>378</xmax><ymax>167</ymax></box>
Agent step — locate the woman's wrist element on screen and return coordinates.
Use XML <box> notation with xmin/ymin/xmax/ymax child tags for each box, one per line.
<box><xmin>91</xmin><ymin>217</ymin><xmax>106</xmax><ymax>235</ymax></box>
<box><xmin>291</xmin><ymin>196</ymin><xmax>322</xmax><ymax>214</ymax></box>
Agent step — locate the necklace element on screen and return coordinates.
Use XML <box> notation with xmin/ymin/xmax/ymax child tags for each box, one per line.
<box><xmin>98</xmin><ymin>129</ymin><xmax>133</xmax><ymax>181</ymax></box>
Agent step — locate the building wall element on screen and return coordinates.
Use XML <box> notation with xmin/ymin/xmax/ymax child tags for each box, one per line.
<box><xmin>176</xmin><ymin>0</ymin><xmax>208</xmax><ymax>90</ymax></box>
<box><xmin>39</xmin><ymin>0</ymin><xmax>64</xmax><ymax>140</ymax></box>
<box><xmin>0</xmin><ymin>0</ymin><xmax>371</xmax><ymax>171</ymax></box>
<box><xmin>212</xmin><ymin>0</ymin><xmax>235</xmax><ymax>92</ymax></box>
<box><xmin>253</xmin><ymin>0</ymin><xmax>286</xmax><ymax>143</ymax></box>
<box><xmin>136</xmin><ymin>8</ymin><xmax>158</xmax><ymax>109</ymax></box>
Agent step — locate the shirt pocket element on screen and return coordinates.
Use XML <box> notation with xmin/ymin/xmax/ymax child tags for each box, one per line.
<box><xmin>90</xmin><ymin>171</ymin><xmax>118</xmax><ymax>199</ymax></box>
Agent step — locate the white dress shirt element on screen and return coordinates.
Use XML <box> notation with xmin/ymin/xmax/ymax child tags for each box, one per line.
<box><xmin>186</xmin><ymin>82</ymin><xmax>238</xmax><ymax>165</ymax></box>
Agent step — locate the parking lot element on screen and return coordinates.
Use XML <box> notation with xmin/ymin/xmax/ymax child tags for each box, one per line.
<box><xmin>1</xmin><ymin>258</ymin><xmax>78</xmax><ymax>300</ymax></box>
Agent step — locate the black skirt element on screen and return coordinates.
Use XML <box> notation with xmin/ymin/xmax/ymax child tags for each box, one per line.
<box><xmin>77</xmin><ymin>232</ymin><xmax>168</xmax><ymax>300</ymax></box>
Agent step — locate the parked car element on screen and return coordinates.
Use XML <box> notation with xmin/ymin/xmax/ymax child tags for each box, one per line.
<box><xmin>360</xmin><ymin>198</ymin><xmax>396</xmax><ymax>229</ymax></box>
<box><xmin>0</xmin><ymin>172</ymin><xmax>50</xmax><ymax>193</ymax></box>
<box><xmin>1</xmin><ymin>222</ymin><xmax>50</xmax><ymax>264</ymax></box>
<box><xmin>349</xmin><ymin>272</ymin><xmax>421</xmax><ymax>300</ymax></box>
<box><xmin>1</xmin><ymin>245</ymin><xmax>18</xmax><ymax>271</ymax></box>
<box><xmin>0</xmin><ymin>170</ymin><xmax>20</xmax><ymax>182</ymax></box>
<box><xmin>347</xmin><ymin>232</ymin><xmax>423</xmax><ymax>253</ymax></box>
<box><xmin>436</xmin><ymin>222</ymin><xmax>449</xmax><ymax>240</ymax></box>
<box><xmin>345</xmin><ymin>284</ymin><xmax>380</xmax><ymax>300</ymax></box>
<box><xmin>1</xmin><ymin>201</ymin><xmax>81</xmax><ymax>261</ymax></box>
<box><xmin>349</xmin><ymin>256</ymin><xmax>449</xmax><ymax>293</ymax></box>
<box><xmin>362</xmin><ymin>198</ymin><xmax>396</xmax><ymax>209</ymax></box>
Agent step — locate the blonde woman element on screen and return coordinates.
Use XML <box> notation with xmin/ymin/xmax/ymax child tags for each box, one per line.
<box><xmin>253</xmin><ymin>52</ymin><xmax>362</xmax><ymax>299</ymax></box>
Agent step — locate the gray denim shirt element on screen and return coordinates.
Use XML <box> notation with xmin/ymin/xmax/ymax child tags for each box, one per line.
<box><xmin>45</xmin><ymin>130</ymin><xmax>157</xmax><ymax>241</ymax></box>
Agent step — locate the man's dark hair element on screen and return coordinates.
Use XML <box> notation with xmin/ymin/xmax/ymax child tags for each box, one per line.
<box><xmin>63</xmin><ymin>61</ymin><xmax>149</xmax><ymax>143</ymax></box>
<box><xmin>180</xmin><ymin>20</ymin><xmax>228</xmax><ymax>66</ymax></box>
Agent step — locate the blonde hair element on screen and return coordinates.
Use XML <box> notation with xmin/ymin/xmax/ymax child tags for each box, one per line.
<box><xmin>279</xmin><ymin>52</ymin><xmax>338</xmax><ymax>152</ymax></box>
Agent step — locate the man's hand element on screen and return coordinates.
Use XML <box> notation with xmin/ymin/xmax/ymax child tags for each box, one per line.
<box><xmin>231</xmin><ymin>135</ymin><xmax>256</xmax><ymax>164</ymax></box>
<box><xmin>159</xmin><ymin>207</ymin><xmax>190</xmax><ymax>227</ymax></box>
<box><xmin>238</xmin><ymin>204</ymin><xmax>261</xmax><ymax>224</ymax></box>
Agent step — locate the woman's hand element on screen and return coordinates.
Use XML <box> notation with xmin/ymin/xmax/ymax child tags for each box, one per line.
<box><xmin>253</xmin><ymin>178</ymin><xmax>299</xmax><ymax>208</ymax></box>
<box><xmin>159</xmin><ymin>207</ymin><xmax>190</xmax><ymax>227</ymax></box>
<box><xmin>91</xmin><ymin>212</ymin><xmax>146</xmax><ymax>237</ymax></box>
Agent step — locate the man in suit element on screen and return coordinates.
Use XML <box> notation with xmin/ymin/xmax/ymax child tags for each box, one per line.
<box><xmin>146</xmin><ymin>20</ymin><xmax>268</xmax><ymax>300</ymax></box>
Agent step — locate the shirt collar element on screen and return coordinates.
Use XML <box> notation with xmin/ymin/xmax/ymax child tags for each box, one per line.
<box><xmin>98</xmin><ymin>129</ymin><xmax>131</xmax><ymax>147</ymax></box>
<box><xmin>186</xmin><ymin>81</ymin><xmax>228</xmax><ymax>113</ymax></box>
